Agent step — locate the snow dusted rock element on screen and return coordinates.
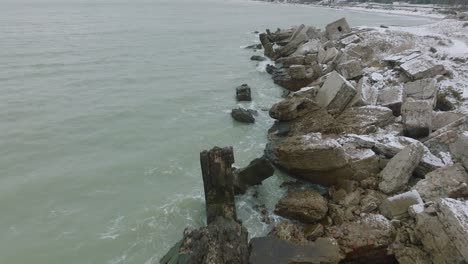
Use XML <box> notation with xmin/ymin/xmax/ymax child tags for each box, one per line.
<box><xmin>414</xmin><ymin>199</ymin><xmax>468</xmax><ymax>264</ymax></box>
<box><xmin>265</xmin><ymin>133</ymin><xmax>349</xmax><ymax>185</ymax></box>
<box><xmin>384</xmin><ymin>50</ymin><xmax>422</xmax><ymax>66</ymax></box>
<box><xmin>449</xmin><ymin>131</ymin><xmax>468</xmax><ymax>170</ymax></box>
<box><xmin>432</xmin><ymin>112</ymin><xmax>464</xmax><ymax>131</ymax></box>
<box><xmin>377</xmin><ymin>85</ymin><xmax>404</xmax><ymax>116</ymax></box>
<box><xmin>370</xmin><ymin>72</ymin><xmax>384</xmax><ymax>83</ymax></box>
<box><xmin>269</xmin><ymin>96</ymin><xmax>319</xmax><ymax>121</ymax></box>
<box><xmin>249</xmin><ymin>237</ymin><xmax>342</xmax><ymax>264</ymax></box>
<box><xmin>292</xmin><ymin>39</ymin><xmax>320</xmax><ymax>56</ymax></box>
<box><xmin>315</xmin><ymin>71</ymin><xmax>356</xmax><ymax>113</ymax></box>
<box><xmin>329</xmin><ymin>213</ymin><xmax>395</xmax><ymax>254</ymax></box>
<box><xmin>344</xmin><ymin>146</ymin><xmax>380</xmax><ymax>181</ymax></box>
<box><xmin>346</xmin><ymin>134</ymin><xmax>377</xmax><ymax>148</ymax></box>
<box><xmin>373</xmin><ymin>135</ymin><xmax>445</xmax><ymax>176</ymax></box>
<box><xmin>400</xmin><ymin>58</ymin><xmax>445</xmax><ymax>81</ymax></box>
<box><xmin>401</xmin><ymin>100</ymin><xmax>433</xmax><ymax>138</ymax></box>
<box><xmin>379</xmin><ymin>190</ymin><xmax>423</xmax><ymax>219</ymax></box>
<box><xmin>335</xmin><ymin>106</ymin><xmax>395</xmax><ymax>134</ymax></box>
<box><xmin>340</xmin><ymin>34</ymin><xmax>360</xmax><ymax>46</ymax></box>
<box><xmin>404</xmin><ymin>78</ymin><xmax>438</xmax><ymax>109</ymax></box>
<box><xmin>350</xmin><ymin>77</ymin><xmax>378</xmax><ymax>106</ymax></box>
<box><xmin>275</xmin><ymin>189</ymin><xmax>328</xmax><ymax>223</ymax></box>
<box><xmin>318</xmin><ymin>47</ymin><xmax>339</xmax><ymax>64</ymax></box>
<box><xmin>337</xmin><ymin>59</ymin><xmax>363</xmax><ymax>80</ymax></box>
<box><xmin>325</xmin><ymin>18</ymin><xmax>351</xmax><ymax>40</ymax></box>
<box><xmin>413</xmin><ymin>163</ymin><xmax>468</xmax><ymax>202</ymax></box>
<box><xmin>378</xmin><ymin>142</ymin><xmax>425</xmax><ymax>194</ymax></box>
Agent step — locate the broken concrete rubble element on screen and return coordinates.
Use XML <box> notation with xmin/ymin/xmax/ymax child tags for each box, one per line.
<box><xmin>413</xmin><ymin>199</ymin><xmax>468</xmax><ymax>264</ymax></box>
<box><xmin>325</xmin><ymin>18</ymin><xmax>351</xmax><ymax>40</ymax></box>
<box><xmin>377</xmin><ymin>85</ymin><xmax>404</xmax><ymax>116</ymax></box>
<box><xmin>275</xmin><ymin>189</ymin><xmax>328</xmax><ymax>223</ymax></box>
<box><xmin>337</xmin><ymin>59</ymin><xmax>363</xmax><ymax>80</ymax></box>
<box><xmin>401</xmin><ymin>100</ymin><xmax>433</xmax><ymax>138</ymax></box>
<box><xmin>315</xmin><ymin>71</ymin><xmax>356</xmax><ymax>113</ymax></box>
<box><xmin>400</xmin><ymin>58</ymin><xmax>445</xmax><ymax>81</ymax></box>
<box><xmin>378</xmin><ymin>142</ymin><xmax>425</xmax><ymax>194</ymax></box>
<box><xmin>404</xmin><ymin>78</ymin><xmax>438</xmax><ymax>108</ymax></box>
<box><xmin>249</xmin><ymin>237</ymin><xmax>342</xmax><ymax>264</ymax></box>
<box><xmin>350</xmin><ymin>77</ymin><xmax>378</xmax><ymax>106</ymax></box>
<box><xmin>379</xmin><ymin>190</ymin><xmax>423</xmax><ymax>219</ymax></box>
<box><xmin>413</xmin><ymin>163</ymin><xmax>468</xmax><ymax>202</ymax></box>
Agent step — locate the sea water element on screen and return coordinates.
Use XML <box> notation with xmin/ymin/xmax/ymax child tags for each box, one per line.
<box><xmin>0</xmin><ymin>0</ymin><xmax>435</xmax><ymax>263</ymax></box>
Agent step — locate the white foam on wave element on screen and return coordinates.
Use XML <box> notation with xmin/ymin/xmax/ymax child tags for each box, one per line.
<box><xmin>99</xmin><ymin>215</ymin><xmax>125</xmax><ymax>240</ymax></box>
<box><xmin>256</xmin><ymin>58</ymin><xmax>273</xmax><ymax>73</ymax></box>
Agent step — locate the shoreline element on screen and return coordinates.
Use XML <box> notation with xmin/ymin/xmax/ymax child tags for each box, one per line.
<box><xmin>161</xmin><ymin>13</ymin><xmax>468</xmax><ymax>264</ymax></box>
<box><xmin>253</xmin><ymin>0</ymin><xmax>447</xmax><ymax>20</ymax></box>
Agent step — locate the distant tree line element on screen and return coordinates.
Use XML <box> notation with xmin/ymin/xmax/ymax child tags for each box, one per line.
<box><xmin>350</xmin><ymin>0</ymin><xmax>467</xmax><ymax>5</ymax></box>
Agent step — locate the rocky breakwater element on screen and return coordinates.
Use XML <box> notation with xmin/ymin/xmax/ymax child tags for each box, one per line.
<box><xmin>255</xmin><ymin>17</ymin><xmax>468</xmax><ymax>263</ymax></box>
<box><xmin>161</xmin><ymin>17</ymin><xmax>468</xmax><ymax>263</ymax></box>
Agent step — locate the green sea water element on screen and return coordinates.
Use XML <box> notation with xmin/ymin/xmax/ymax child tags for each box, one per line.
<box><xmin>0</xmin><ymin>0</ymin><xmax>435</xmax><ymax>263</ymax></box>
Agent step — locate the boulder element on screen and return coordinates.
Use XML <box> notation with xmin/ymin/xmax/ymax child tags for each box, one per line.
<box><xmin>340</xmin><ymin>34</ymin><xmax>361</xmax><ymax>46</ymax></box>
<box><xmin>449</xmin><ymin>131</ymin><xmax>468</xmax><ymax>170</ymax></box>
<box><xmin>160</xmin><ymin>217</ymin><xmax>249</xmax><ymax>264</ymax></box>
<box><xmin>344</xmin><ymin>146</ymin><xmax>380</xmax><ymax>181</ymax></box>
<box><xmin>233</xmin><ymin>156</ymin><xmax>275</xmax><ymax>195</ymax></box>
<box><xmin>373</xmin><ymin>135</ymin><xmax>444</xmax><ymax>177</ymax></box>
<box><xmin>393</xmin><ymin>246</ymin><xmax>432</xmax><ymax>264</ymax></box>
<box><xmin>236</xmin><ymin>84</ymin><xmax>252</xmax><ymax>101</ymax></box>
<box><xmin>251</xmin><ymin>55</ymin><xmax>267</xmax><ymax>62</ymax></box>
<box><xmin>269</xmin><ymin>221</ymin><xmax>306</xmax><ymax>244</ymax></box>
<box><xmin>231</xmin><ymin>108</ymin><xmax>255</xmax><ymax>123</ymax></box>
<box><xmin>379</xmin><ymin>190</ymin><xmax>423</xmax><ymax>219</ymax></box>
<box><xmin>315</xmin><ymin>71</ymin><xmax>356</xmax><ymax>113</ymax></box>
<box><xmin>337</xmin><ymin>60</ymin><xmax>363</xmax><ymax>80</ymax></box>
<box><xmin>413</xmin><ymin>163</ymin><xmax>468</xmax><ymax>202</ymax></box>
<box><xmin>304</xmin><ymin>53</ymin><xmax>318</xmax><ymax>64</ymax></box>
<box><xmin>325</xmin><ymin>18</ymin><xmax>351</xmax><ymax>40</ymax></box>
<box><xmin>401</xmin><ymin>100</ymin><xmax>433</xmax><ymax>138</ymax></box>
<box><xmin>329</xmin><ymin>214</ymin><xmax>395</xmax><ymax>254</ymax></box>
<box><xmin>292</xmin><ymin>39</ymin><xmax>320</xmax><ymax>56</ymax></box>
<box><xmin>404</xmin><ymin>78</ymin><xmax>438</xmax><ymax>108</ymax></box>
<box><xmin>269</xmin><ymin>96</ymin><xmax>320</xmax><ymax>121</ymax></box>
<box><xmin>279</xmin><ymin>33</ymin><xmax>308</xmax><ymax>57</ymax></box>
<box><xmin>432</xmin><ymin>112</ymin><xmax>464</xmax><ymax>131</ymax></box>
<box><xmin>276</xmin><ymin>55</ymin><xmax>305</xmax><ymax>67</ymax></box>
<box><xmin>377</xmin><ymin>85</ymin><xmax>404</xmax><ymax>116</ymax></box>
<box><xmin>274</xmin><ymin>189</ymin><xmax>328</xmax><ymax>223</ymax></box>
<box><xmin>350</xmin><ymin>77</ymin><xmax>378</xmax><ymax>106</ymax></box>
<box><xmin>245</xmin><ymin>43</ymin><xmax>262</xmax><ymax>50</ymax></box>
<box><xmin>400</xmin><ymin>58</ymin><xmax>445</xmax><ymax>81</ymax></box>
<box><xmin>265</xmin><ymin>133</ymin><xmax>349</xmax><ymax>185</ymax></box>
<box><xmin>384</xmin><ymin>51</ymin><xmax>422</xmax><ymax>66</ymax></box>
<box><xmin>334</xmin><ymin>106</ymin><xmax>395</xmax><ymax>134</ymax></box>
<box><xmin>360</xmin><ymin>190</ymin><xmax>387</xmax><ymax>213</ymax></box>
<box><xmin>318</xmin><ymin>47</ymin><xmax>339</xmax><ymax>64</ymax></box>
<box><xmin>289</xmin><ymin>65</ymin><xmax>307</xmax><ymax>79</ymax></box>
<box><xmin>378</xmin><ymin>142</ymin><xmax>425</xmax><ymax>194</ymax></box>
<box><xmin>249</xmin><ymin>237</ymin><xmax>342</xmax><ymax>264</ymax></box>
<box><xmin>414</xmin><ymin>199</ymin><xmax>468</xmax><ymax>264</ymax></box>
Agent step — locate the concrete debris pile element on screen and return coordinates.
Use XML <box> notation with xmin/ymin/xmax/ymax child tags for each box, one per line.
<box><xmin>256</xmin><ymin>17</ymin><xmax>467</xmax><ymax>263</ymax></box>
<box><xmin>162</xmin><ymin>17</ymin><xmax>467</xmax><ymax>264</ymax></box>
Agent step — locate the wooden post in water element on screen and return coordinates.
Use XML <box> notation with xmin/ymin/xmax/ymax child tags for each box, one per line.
<box><xmin>200</xmin><ymin>146</ymin><xmax>237</xmax><ymax>224</ymax></box>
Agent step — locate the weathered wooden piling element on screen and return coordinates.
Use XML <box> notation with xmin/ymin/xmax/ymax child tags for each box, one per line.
<box><xmin>200</xmin><ymin>146</ymin><xmax>237</xmax><ymax>224</ymax></box>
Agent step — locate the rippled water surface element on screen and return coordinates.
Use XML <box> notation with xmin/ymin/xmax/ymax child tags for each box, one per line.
<box><xmin>0</xmin><ymin>0</ymin><xmax>435</xmax><ymax>263</ymax></box>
